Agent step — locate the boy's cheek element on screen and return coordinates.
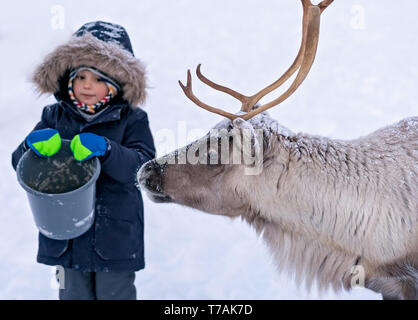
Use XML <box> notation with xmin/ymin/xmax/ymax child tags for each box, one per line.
<box><xmin>98</xmin><ymin>86</ymin><xmax>110</xmax><ymax>99</ymax></box>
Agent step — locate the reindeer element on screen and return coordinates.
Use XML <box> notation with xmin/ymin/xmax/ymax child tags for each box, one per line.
<box><xmin>138</xmin><ymin>0</ymin><xmax>418</xmax><ymax>299</ymax></box>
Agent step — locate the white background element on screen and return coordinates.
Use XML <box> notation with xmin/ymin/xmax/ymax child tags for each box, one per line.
<box><xmin>1</xmin><ymin>0</ymin><xmax>417</xmax><ymax>299</ymax></box>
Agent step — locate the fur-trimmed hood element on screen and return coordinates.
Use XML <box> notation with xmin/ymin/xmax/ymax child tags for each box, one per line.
<box><xmin>32</xmin><ymin>21</ymin><xmax>147</xmax><ymax>106</ymax></box>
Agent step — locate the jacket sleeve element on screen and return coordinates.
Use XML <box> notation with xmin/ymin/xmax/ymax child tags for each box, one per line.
<box><xmin>11</xmin><ymin>105</ymin><xmax>54</xmax><ymax>171</ymax></box>
<box><xmin>99</xmin><ymin>110</ymin><xmax>156</xmax><ymax>184</ymax></box>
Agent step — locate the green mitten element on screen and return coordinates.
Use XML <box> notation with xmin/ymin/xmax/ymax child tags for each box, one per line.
<box><xmin>26</xmin><ymin>128</ymin><xmax>61</xmax><ymax>157</ymax></box>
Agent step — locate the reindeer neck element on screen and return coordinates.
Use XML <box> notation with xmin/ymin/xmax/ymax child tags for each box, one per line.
<box><xmin>263</xmin><ymin>131</ymin><xmax>371</xmax><ymax>253</ymax></box>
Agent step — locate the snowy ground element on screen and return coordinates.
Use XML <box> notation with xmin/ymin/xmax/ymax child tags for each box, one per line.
<box><xmin>1</xmin><ymin>0</ymin><xmax>417</xmax><ymax>299</ymax></box>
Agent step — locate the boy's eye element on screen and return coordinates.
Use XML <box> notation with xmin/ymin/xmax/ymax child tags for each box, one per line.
<box><xmin>76</xmin><ymin>75</ymin><xmax>85</xmax><ymax>80</ymax></box>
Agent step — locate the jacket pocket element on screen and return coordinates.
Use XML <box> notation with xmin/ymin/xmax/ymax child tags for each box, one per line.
<box><xmin>94</xmin><ymin>215</ymin><xmax>138</xmax><ymax>260</ymax></box>
<box><xmin>38</xmin><ymin>233</ymin><xmax>69</xmax><ymax>258</ymax></box>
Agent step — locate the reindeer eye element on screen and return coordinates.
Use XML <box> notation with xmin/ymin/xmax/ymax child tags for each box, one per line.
<box><xmin>208</xmin><ymin>149</ymin><xmax>217</xmax><ymax>157</ymax></box>
<box><xmin>207</xmin><ymin>148</ymin><xmax>219</xmax><ymax>163</ymax></box>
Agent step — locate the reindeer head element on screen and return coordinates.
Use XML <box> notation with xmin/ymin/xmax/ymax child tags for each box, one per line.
<box><xmin>138</xmin><ymin>0</ymin><xmax>333</xmax><ymax>217</ymax></box>
<box><xmin>138</xmin><ymin>111</ymin><xmax>296</xmax><ymax>217</ymax></box>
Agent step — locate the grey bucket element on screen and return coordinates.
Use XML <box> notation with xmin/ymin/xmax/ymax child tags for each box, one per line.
<box><xmin>16</xmin><ymin>140</ymin><xmax>101</xmax><ymax>240</ymax></box>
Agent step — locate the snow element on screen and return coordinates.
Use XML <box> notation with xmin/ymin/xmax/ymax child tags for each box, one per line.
<box><xmin>73</xmin><ymin>210</ymin><xmax>94</xmax><ymax>228</ymax></box>
<box><xmin>38</xmin><ymin>227</ymin><xmax>54</xmax><ymax>238</ymax></box>
<box><xmin>1</xmin><ymin>0</ymin><xmax>417</xmax><ymax>300</ymax></box>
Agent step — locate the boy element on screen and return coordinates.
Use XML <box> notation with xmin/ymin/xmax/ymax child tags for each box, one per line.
<box><xmin>11</xmin><ymin>21</ymin><xmax>156</xmax><ymax>300</ymax></box>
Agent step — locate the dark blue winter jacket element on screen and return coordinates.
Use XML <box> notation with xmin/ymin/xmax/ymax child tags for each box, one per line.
<box><xmin>11</xmin><ymin>21</ymin><xmax>156</xmax><ymax>272</ymax></box>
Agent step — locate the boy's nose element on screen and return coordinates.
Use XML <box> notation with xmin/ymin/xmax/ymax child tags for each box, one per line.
<box><xmin>83</xmin><ymin>81</ymin><xmax>92</xmax><ymax>89</ymax></box>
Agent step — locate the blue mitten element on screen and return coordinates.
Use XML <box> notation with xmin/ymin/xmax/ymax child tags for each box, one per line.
<box><xmin>26</xmin><ymin>128</ymin><xmax>61</xmax><ymax>157</ymax></box>
<box><xmin>70</xmin><ymin>133</ymin><xmax>108</xmax><ymax>162</ymax></box>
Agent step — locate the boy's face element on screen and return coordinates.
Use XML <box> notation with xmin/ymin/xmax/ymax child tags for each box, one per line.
<box><xmin>73</xmin><ymin>70</ymin><xmax>109</xmax><ymax>105</ymax></box>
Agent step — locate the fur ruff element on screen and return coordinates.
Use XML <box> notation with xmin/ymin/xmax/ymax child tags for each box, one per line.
<box><xmin>32</xmin><ymin>33</ymin><xmax>147</xmax><ymax>106</ymax></box>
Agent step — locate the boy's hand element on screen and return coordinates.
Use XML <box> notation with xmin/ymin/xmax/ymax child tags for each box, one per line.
<box><xmin>26</xmin><ymin>128</ymin><xmax>62</xmax><ymax>157</ymax></box>
<box><xmin>70</xmin><ymin>133</ymin><xmax>108</xmax><ymax>162</ymax></box>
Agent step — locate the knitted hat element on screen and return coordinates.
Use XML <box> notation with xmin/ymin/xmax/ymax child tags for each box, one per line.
<box><xmin>73</xmin><ymin>21</ymin><xmax>135</xmax><ymax>56</ymax></box>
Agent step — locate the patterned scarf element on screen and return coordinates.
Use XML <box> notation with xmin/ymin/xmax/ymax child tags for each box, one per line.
<box><xmin>68</xmin><ymin>67</ymin><xmax>120</xmax><ymax>114</ymax></box>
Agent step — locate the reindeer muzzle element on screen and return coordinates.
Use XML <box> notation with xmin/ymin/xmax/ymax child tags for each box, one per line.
<box><xmin>138</xmin><ymin>160</ymin><xmax>172</xmax><ymax>203</ymax></box>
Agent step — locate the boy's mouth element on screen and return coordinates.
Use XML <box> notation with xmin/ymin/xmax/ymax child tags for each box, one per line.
<box><xmin>80</xmin><ymin>94</ymin><xmax>96</xmax><ymax>98</ymax></box>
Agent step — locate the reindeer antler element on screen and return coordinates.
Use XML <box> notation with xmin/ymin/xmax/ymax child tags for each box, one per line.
<box><xmin>179</xmin><ymin>0</ymin><xmax>334</xmax><ymax>121</ymax></box>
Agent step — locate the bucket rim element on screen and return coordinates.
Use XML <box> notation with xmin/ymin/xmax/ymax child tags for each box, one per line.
<box><xmin>16</xmin><ymin>145</ymin><xmax>101</xmax><ymax>197</ymax></box>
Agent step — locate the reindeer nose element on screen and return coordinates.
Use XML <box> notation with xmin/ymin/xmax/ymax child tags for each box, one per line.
<box><xmin>138</xmin><ymin>161</ymin><xmax>164</xmax><ymax>194</ymax></box>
